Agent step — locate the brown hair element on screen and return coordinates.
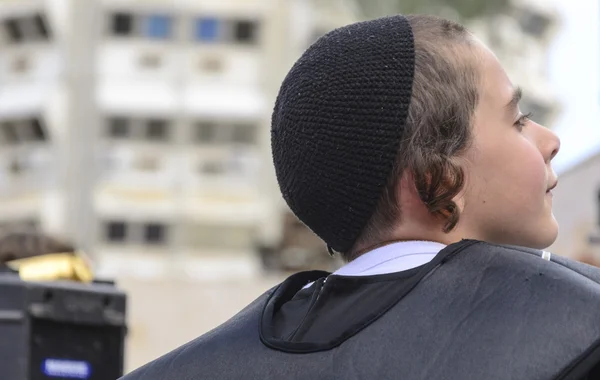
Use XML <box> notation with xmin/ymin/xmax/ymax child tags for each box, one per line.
<box><xmin>346</xmin><ymin>15</ymin><xmax>481</xmax><ymax>261</ymax></box>
<box><xmin>0</xmin><ymin>229</ymin><xmax>76</xmax><ymax>264</ymax></box>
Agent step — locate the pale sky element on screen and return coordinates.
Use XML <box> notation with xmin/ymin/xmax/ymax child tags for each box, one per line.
<box><xmin>548</xmin><ymin>0</ymin><xmax>600</xmax><ymax>174</ymax></box>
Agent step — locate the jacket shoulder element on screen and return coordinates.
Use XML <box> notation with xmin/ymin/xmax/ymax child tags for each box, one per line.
<box><xmin>491</xmin><ymin>242</ymin><xmax>600</xmax><ymax>285</ymax></box>
<box><xmin>119</xmin><ymin>286</ymin><xmax>275</xmax><ymax>380</ymax></box>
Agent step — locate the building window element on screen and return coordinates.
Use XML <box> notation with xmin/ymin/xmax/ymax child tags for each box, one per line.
<box><xmin>146</xmin><ymin>119</ymin><xmax>169</xmax><ymax>140</ymax></box>
<box><xmin>231</xmin><ymin>123</ymin><xmax>256</xmax><ymax>145</ymax></box>
<box><xmin>27</xmin><ymin>118</ymin><xmax>47</xmax><ymax>142</ymax></box>
<box><xmin>233</xmin><ymin>20</ymin><xmax>258</xmax><ymax>44</ymax></box>
<box><xmin>194</xmin><ymin>17</ymin><xmax>220</xmax><ymax>42</ymax></box>
<box><xmin>199</xmin><ymin>160</ymin><xmax>226</xmax><ymax>175</ymax></box>
<box><xmin>144</xmin><ymin>223</ymin><xmax>167</xmax><ymax>244</ymax></box>
<box><xmin>112</xmin><ymin>12</ymin><xmax>133</xmax><ymax>36</ymax></box>
<box><xmin>107</xmin><ymin>117</ymin><xmax>129</xmax><ymax>138</ymax></box>
<box><xmin>145</xmin><ymin>14</ymin><xmax>171</xmax><ymax>39</ymax></box>
<box><xmin>4</xmin><ymin>18</ymin><xmax>23</xmax><ymax>43</ymax></box>
<box><xmin>106</xmin><ymin>221</ymin><xmax>127</xmax><ymax>242</ymax></box>
<box><xmin>33</xmin><ymin>14</ymin><xmax>50</xmax><ymax>39</ymax></box>
<box><xmin>196</xmin><ymin>122</ymin><xmax>217</xmax><ymax>143</ymax></box>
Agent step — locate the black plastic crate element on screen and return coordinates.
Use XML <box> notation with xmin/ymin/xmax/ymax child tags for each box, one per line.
<box><xmin>0</xmin><ymin>273</ymin><xmax>127</xmax><ymax>380</ymax></box>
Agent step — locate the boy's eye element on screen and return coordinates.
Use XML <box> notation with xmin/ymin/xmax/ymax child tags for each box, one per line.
<box><xmin>514</xmin><ymin>112</ymin><xmax>533</xmax><ymax>131</ymax></box>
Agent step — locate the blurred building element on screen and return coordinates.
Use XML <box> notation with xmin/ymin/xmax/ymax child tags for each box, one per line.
<box><xmin>0</xmin><ymin>0</ymin><xmax>567</xmax><ymax>276</ymax></box>
<box><xmin>0</xmin><ymin>0</ymin><xmax>357</xmax><ymax>280</ymax></box>
<box><xmin>549</xmin><ymin>149</ymin><xmax>600</xmax><ymax>261</ymax></box>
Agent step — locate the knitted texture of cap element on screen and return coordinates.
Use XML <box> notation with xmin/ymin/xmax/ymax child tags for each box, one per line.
<box><xmin>271</xmin><ymin>15</ymin><xmax>415</xmax><ymax>253</ymax></box>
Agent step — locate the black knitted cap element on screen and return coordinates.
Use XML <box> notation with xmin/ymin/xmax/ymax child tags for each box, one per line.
<box><xmin>271</xmin><ymin>15</ymin><xmax>415</xmax><ymax>253</ymax></box>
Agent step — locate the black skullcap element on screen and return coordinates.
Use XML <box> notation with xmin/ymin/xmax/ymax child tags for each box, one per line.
<box><xmin>271</xmin><ymin>15</ymin><xmax>415</xmax><ymax>253</ymax></box>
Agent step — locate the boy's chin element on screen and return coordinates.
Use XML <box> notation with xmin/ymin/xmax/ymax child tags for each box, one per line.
<box><xmin>488</xmin><ymin>220</ymin><xmax>559</xmax><ymax>251</ymax></box>
<box><xmin>522</xmin><ymin>221</ymin><xmax>559</xmax><ymax>250</ymax></box>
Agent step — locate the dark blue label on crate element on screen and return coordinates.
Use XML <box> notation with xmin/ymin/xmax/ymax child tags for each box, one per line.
<box><xmin>42</xmin><ymin>359</ymin><xmax>91</xmax><ymax>379</ymax></box>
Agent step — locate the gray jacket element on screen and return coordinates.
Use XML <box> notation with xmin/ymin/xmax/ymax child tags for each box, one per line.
<box><xmin>122</xmin><ymin>240</ymin><xmax>600</xmax><ymax>380</ymax></box>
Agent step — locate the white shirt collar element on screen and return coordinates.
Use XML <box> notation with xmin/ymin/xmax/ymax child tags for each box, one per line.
<box><xmin>333</xmin><ymin>240</ymin><xmax>446</xmax><ymax>277</ymax></box>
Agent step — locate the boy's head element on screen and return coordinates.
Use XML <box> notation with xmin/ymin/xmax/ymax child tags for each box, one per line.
<box><xmin>271</xmin><ymin>14</ymin><xmax>560</xmax><ymax>261</ymax></box>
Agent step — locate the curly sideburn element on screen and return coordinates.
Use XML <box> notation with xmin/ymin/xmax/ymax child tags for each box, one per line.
<box><xmin>345</xmin><ymin>15</ymin><xmax>480</xmax><ymax>261</ymax></box>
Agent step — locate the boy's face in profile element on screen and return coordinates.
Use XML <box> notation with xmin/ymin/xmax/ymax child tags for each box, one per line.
<box><xmin>458</xmin><ymin>40</ymin><xmax>560</xmax><ymax>250</ymax></box>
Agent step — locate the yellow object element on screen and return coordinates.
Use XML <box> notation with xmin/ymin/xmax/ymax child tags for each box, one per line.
<box><xmin>6</xmin><ymin>252</ymin><xmax>94</xmax><ymax>283</ymax></box>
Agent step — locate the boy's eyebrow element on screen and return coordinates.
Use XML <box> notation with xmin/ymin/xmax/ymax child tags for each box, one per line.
<box><xmin>505</xmin><ymin>86</ymin><xmax>522</xmax><ymax>111</ymax></box>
